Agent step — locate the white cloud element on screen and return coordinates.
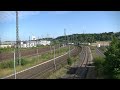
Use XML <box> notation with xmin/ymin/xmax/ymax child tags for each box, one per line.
<box><xmin>0</xmin><ymin>11</ymin><xmax>15</xmax><ymax>23</ymax></box>
<box><xmin>48</xmin><ymin>11</ymin><xmax>72</xmax><ymax>15</ymax></box>
<box><xmin>19</xmin><ymin>11</ymin><xmax>41</xmax><ymax>18</ymax></box>
<box><xmin>0</xmin><ymin>11</ymin><xmax>71</xmax><ymax>23</ymax></box>
<box><xmin>0</xmin><ymin>11</ymin><xmax>41</xmax><ymax>23</ymax></box>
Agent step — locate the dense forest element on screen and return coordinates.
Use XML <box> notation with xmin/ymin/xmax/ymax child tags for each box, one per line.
<box><xmin>55</xmin><ymin>32</ymin><xmax>120</xmax><ymax>44</ymax></box>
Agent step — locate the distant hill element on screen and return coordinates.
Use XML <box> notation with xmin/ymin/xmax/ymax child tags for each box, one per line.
<box><xmin>55</xmin><ymin>32</ymin><xmax>120</xmax><ymax>43</ymax></box>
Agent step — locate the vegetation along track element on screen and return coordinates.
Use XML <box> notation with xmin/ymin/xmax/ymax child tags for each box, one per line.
<box><xmin>1</xmin><ymin>46</ymin><xmax>80</xmax><ymax>79</ymax></box>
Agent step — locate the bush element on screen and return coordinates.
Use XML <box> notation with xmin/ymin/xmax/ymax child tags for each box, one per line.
<box><xmin>0</xmin><ymin>61</ymin><xmax>14</xmax><ymax>69</ymax></box>
<box><xmin>93</xmin><ymin>57</ymin><xmax>105</xmax><ymax>77</ymax></box>
<box><xmin>0</xmin><ymin>47</ymin><xmax>14</xmax><ymax>53</ymax></box>
<box><xmin>21</xmin><ymin>58</ymin><xmax>29</xmax><ymax>66</ymax></box>
<box><xmin>0</xmin><ymin>58</ymin><xmax>29</xmax><ymax>69</ymax></box>
<box><xmin>67</xmin><ymin>58</ymin><xmax>73</xmax><ymax>65</ymax></box>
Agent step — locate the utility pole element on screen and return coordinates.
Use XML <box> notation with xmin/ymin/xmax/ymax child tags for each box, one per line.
<box><xmin>64</xmin><ymin>28</ymin><xmax>67</xmax><ymax>46</ymax></box>
<box><xmin>38</xmin><ymin>36</ymin><xmax>39</xmax><ymax>47</ymax></box>
<box><xmin>58</xmin><ymin>40</ymin><xmax>60</xmax><ymax>55</ymax></box>
<box><xmin>14</xmin><ymin>49</ymin><xmax>16</xmax><ymax>79</ymax></box>
<box><xmin>83</xmin><ymin>30</ymin><xmax>85</xmax><ymax>44</ymax></box>
<box><xmin>72</xmin><ymin>34</ymin><xmax>74</xmax><ymax>44</ymax></box>
<box><xmin>37</xmin><ymin>37</ymin><xmax>39</xmax><ymax>63</ymax></box>
<box><xmin>29</xmin><ymin>36</ymin><xmax>30</xmax><ymax>48</ymax></box>
<box><xmin>16</xmin><ymin>11</ymin><xmax>21</xmax><ymax>65</ymax></box>
<box><xmin>53</xmin><ymin>46</ymin><xmax>56</xmax><ymax>70</ymax></box>
<box><xmin>68</xmin><ymin>36</ymin><xmax>70</xmax><ymax>58</ymax></box>
<box><xmin>50</xmin><ymin>35</ymin><xmax>52</xmax><ymax>55</ymax></box>
<box><xmin>19</xmin><ymin>39</ymin><xmax>21</xmax><ymax>66</ymax></box>
<box><xmin>75</xmin><ymin>34</ymin><xmax>78</xmax><ymax>45</ymax></box>
<box><xmin>0</xmin><ymin>37</ymin><xmax>1</xmax><ymax>48</ymax></box>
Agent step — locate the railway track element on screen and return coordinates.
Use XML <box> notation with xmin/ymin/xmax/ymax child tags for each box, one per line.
<box><xmin>1</xmin><ymin>46</ymin><xmax>80</xmax><ymax>79</ymax></box>
<box><xmin>60</xmin><ymin>46</ymin><xmax>92</xmax><ymax>79</ymax></box>
<box><xmin>60</xmin><ymin>46</ymin><xmax>105</xmax><ymax>79</ymax></box>
<box><xmin>73</xmin><ymin>46</ymin><xmax>88</xmax><ymax>79</ymax></box>
<box><xmin>0</xmin><ymin>45</ymin><xmax>68</xmax><ymax>62</ymax></box>
<box><xmin>95</xmin><ymin>47</ymin><xmax>105</xmax><ymax>57</ymax></box>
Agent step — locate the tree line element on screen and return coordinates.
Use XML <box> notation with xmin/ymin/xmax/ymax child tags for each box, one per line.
<box><xmin>55</xmin><ymin>32</ymin><xmax>120</xmax><ymax>43</ymax></box>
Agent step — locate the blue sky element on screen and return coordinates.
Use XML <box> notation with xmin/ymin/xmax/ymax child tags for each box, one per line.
<box><xmin>0</xmin><ymin>11</ymin><xmax>120</xmax><ymax>41</ymax></box>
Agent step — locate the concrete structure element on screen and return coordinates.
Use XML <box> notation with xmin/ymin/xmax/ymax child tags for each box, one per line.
<box><xmin>0</xmin><ymin>45</ymin><xmax>12</xmax><ymax>48</ymax></box>
<box><xmin>91</xmin><ymin>41</ymin><xmax>110</xmax><ymax>47</ymax></box>
<box><xmin>97</xmin><ymin>44</ymin><xmax>101</xmax><ymax>47</ymax></box>
<box><xmin>39</xmin><ymin>40</ymin><xmax>50</xmax><ymax>46</ymax></box>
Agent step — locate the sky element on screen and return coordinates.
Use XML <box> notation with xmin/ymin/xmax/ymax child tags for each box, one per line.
<box><xmin>0</xmin><ymin>11</ymin><xmax>120</xmax><ymax>41</ymax></box>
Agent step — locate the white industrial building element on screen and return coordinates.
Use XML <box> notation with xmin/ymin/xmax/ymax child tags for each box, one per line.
<box><xmin>40</xmin><ymin>40</ymin><xmax>50</xmax><ymax>46</ymax></box>
<box><xmin>0</xmin><ymin>41</ymin><xmax>15</xmax><ymax>48</ymax></box>
<box><xmin>20</xmin><ymin>40</ymin><xmax>51</xmax><ymax>48</ymax></box>
<box><xmin>0</xmin><ymin>45</ymin><xmax>12</xmax><ymax>48</ymax></box>
<box><xmin>21</xmin><ymin>40</ymin><xmax>51</xmax><ymax>48</ymax></box>
<box><xmin>0</xmin><ymin>36</ymin><xmax>51</xmax><ymax>48</ymax></box>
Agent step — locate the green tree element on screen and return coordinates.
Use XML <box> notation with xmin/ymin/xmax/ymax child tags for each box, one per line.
<box><xmin>104</xmin><ymin>36</ymin><xmax>120</xmax><ymax>79</ymax></box>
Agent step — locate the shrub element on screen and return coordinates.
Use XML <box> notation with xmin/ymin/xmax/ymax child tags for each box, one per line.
<box><xmin>93</xmin><ymin>57</ymin><xmax>105</xmax><ymax>77</ymax></box>
<box><xmin>0</xmin><ymin>61</ymin><xmax>14</xmax><ymax>69</ymax></box>
<box><xmin>67</xmin><ymin>58</ymin><xmax>73</xmax><ymax>65</ymax></box>
<box><xmin>21</xmin><ymin>58</ymin><xmax>29</xmax><ymax>66</ymax></box>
